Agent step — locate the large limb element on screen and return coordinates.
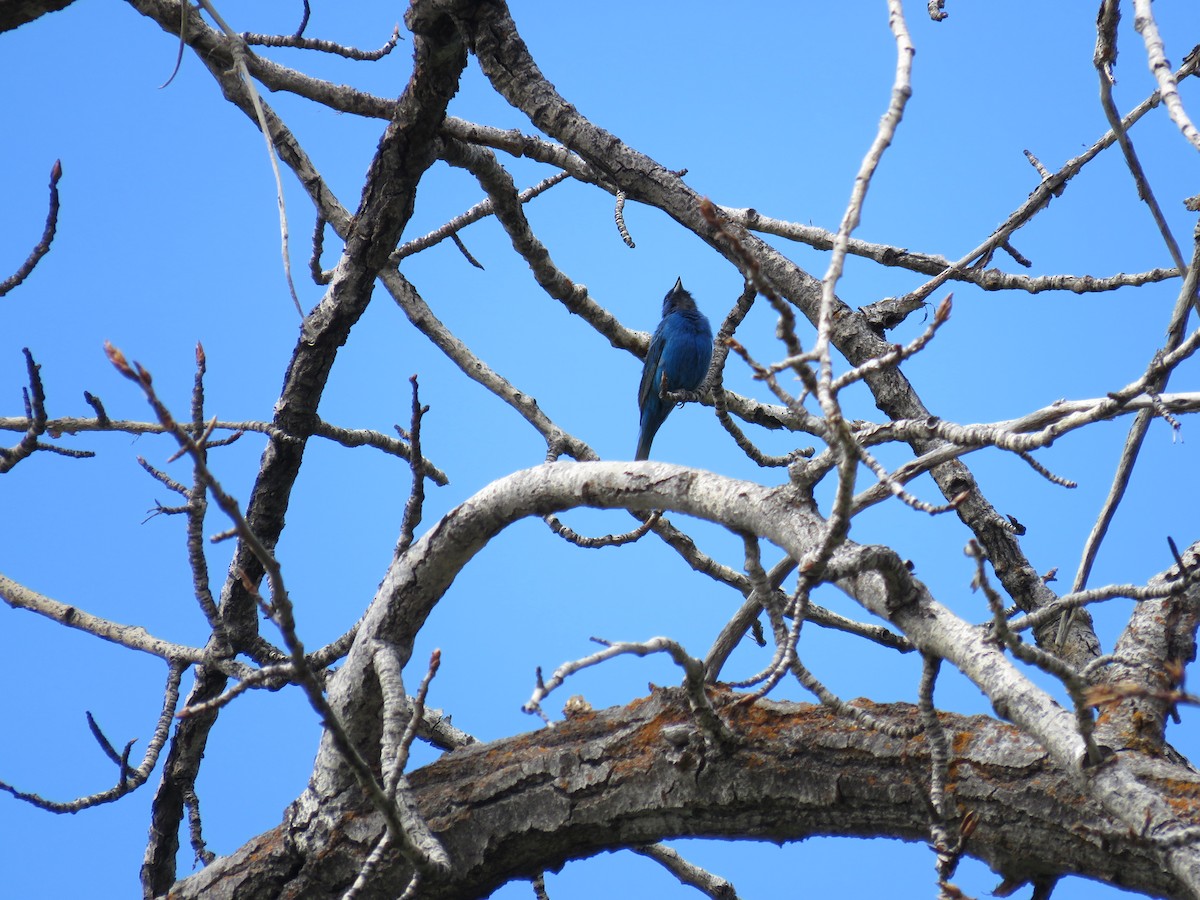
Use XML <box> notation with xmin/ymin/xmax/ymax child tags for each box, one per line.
<box><xmin>173</xmin><ymin>461</ymin><xmax>1200</xmax><ymax>899</ymax></box>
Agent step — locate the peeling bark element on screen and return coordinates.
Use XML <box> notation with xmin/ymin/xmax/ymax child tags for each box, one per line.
<box><xmin>168</xmin><ymin>689</ymin><xmax>1191</xmax><ymax>900</ymax></box>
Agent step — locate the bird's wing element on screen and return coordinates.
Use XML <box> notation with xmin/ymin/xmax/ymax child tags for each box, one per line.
<box><xmin>638</xmin><ymin>326</ymin><xmax>667</xmax><ymax>408</ymax></box>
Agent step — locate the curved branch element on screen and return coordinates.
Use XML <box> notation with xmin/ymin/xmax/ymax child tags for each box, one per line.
<box><xmin>270</xmin><ymin>461</ymin><xmax>1200</xmax><ymax>898</ymax></box>
<box><xmin>0</xmin><ymin>160</ymin><xmax>62</xmax><ymax>298</ymax></box>
<box><xmin>171</xmin><ymin>688</ymin><xmax>1193</xmax><ymax>900</ymax></box>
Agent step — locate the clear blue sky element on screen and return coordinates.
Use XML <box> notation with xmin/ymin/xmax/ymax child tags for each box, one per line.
<box><xmin>2</xmin><ymin>2</ymin><xmax>1199</xmax><ymax>898</ymax></box>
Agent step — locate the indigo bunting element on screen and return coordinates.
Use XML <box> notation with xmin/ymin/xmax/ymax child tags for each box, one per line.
<box><xmin>635</xmin><ymin>278</ymin><xmax>713</xmax><ymax>460</ymax></box>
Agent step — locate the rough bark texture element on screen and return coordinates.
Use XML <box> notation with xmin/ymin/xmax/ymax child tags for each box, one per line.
<box><xmin>160</xmin><ymin>463</ymin><xmax>1200</xmax><ymax>900</ymax></box>
<box><xmin>0</xmin><ymin>0</ymin><xmax>76</xmax><ymax>33</ymax></box>
<box><xmin>167</xmin><ymin>688</ymin><xmax>1190</xmax><ymax>900</ymax></box>
<box><xmin>4</xmin><ymin>3</ymin><xmax>1198</xmax><ymax>899</ymax></box>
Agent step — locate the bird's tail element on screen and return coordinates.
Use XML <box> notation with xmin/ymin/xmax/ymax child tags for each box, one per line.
<box><xmin>636</xmin><ymin>394</ymin><xmax>668</xmax><ymax>460</ymax></box>
<box><xmin>635</xmin><ymin>425</ymin><xmax>654</xmax><ymax>461</ymax></box>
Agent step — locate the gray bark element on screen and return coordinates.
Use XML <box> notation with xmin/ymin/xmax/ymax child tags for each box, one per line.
<box><xmin>169</xmin><ymin>688</ymin><xmax>1189</xmax><ymax>900</ymax></box>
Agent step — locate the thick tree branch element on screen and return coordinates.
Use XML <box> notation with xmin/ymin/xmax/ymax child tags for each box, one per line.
<box><xmin>0</xmin><ymin>0</ymin><xmax>77</xmax><ymax>33</ymax></box>
<box><xmin>256</xmin><ymin>461</ymin><xmax>1200</xmax><ymax>898</ymax></box>
<box><xmin>1097</xmin><ymin>541</ymin><xmax>1200</xmax><ymax>754</ymax></box>
<box><xmin>169</xmin><ymin>689</ymin><xmax>1195</xmax><ymax>900</ymax></box>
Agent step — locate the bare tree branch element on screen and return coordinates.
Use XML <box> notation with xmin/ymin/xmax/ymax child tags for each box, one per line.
<box><xmin>170</xmin><ymin>688</ymin><xmax>1198</xmax><ymax>900</ymax></box>
<box><xmin>6</xmin><ymin>5</ymin><xmax>1200</xmax><ymax>899</ymax></box>
<box><xmin>0</xmin><ymin>160</ymin><xmax>62</xmax><ymax>298</ymax></box>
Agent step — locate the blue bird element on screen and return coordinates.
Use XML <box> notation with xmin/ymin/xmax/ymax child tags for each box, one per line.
<box><xmin>636</xmin><ymin>278</ymin><xmax>713</xmax><ymax>460</ymax></box>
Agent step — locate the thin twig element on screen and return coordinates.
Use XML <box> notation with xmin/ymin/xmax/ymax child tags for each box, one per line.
<box><xmin>243</xmin><ymin>23</ymin><xmax>402</xmax><ymax>61</ymax></box>
<box><xmin>543</xmin><ymin>511</ymin><xmax>660</xmax><ymax>548</ymax></box>
<box><xmin>1094</xmin><ymin>1</ymin><xmax>1186</xmax><ymax>272</ymax></box>
<box><xmin>197</xmin><ymin>0</ymin><xmax>303</xmax><ymax>316</ymax></box>
<box><xmin>105</xmin><ymin>342</ymin><xmax>451</xmax><ymax>876</ymax></box>
<box><xmin>727</xmin><ymin>203</ymin><xmax>1179</xmax><ymax>303</ymax></box>
<box><xmin>0</xmin><ymin>160</ymin><xmax>62</xmax><ymax>297</ymax></box>
<box><xmin>395</xmin><ymin>375</ymin><xmax>431</xmax><ymax>557</ymax></box>
<box><xmin>0</xmin><ymin>660</ymin><xmax>185</xmax><ymax>812</ymax></box>
<box><xmin>1131</xmin><ymin>0</ymin><xmax>1200</xmax><ymax>152</ymax></box>
<box><xmin>0</xmin><ymin>349</ymin><xmax>48</xmax><ymax>473</ymax></box>
<box><xmin>524</xmin><ymin>636</ymin><xmax>735</xmax><ymax>748</ymax></box>
<box><xmin>0</xmin><ymin>413</ymin><xmax>447</xmax><ymax>484</ymax></box>
<box><xmin>632</xmin><ymin>844</ymin><xmax>743</xmax><ymax>900</ymax></box>
<box><xmin>968</xmin><ymin>542</ymin><xmax>1102</xmax><ymax>766</ymax></box>
<box><xmin>183</xmin><ymin>786</ymin><xmax>217</xmax><ymax>866</ymax></box>
<box><xmin>806</xmin><ymin>0</ymin><xmax>914</xmax><ymax>583</ymax></box>
<box><xmin>883</xmin><ymin>49</ymin><xmax>1200</xmax><ymax>319</ymax></box>
<box><xmin>919</xmin><ymin>653</ymin><xmax>960</xmax><ymax>886</ymax></box>
<box><xmin>614</xmin><ymin>189</ymin><xmax>635</xmax><ymax>248</ymax></box>
<box><xmin>1064</xmin><ymin>224</ymin><xmax>1200</xmax><ymax>644</ymax></box>
<box><xmin>393</xmin><ymin>169</ymin><xmax>570</xmax><ymax>262</ymax></box>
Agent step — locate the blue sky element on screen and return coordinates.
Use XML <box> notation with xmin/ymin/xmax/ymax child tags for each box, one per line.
<box><xmin>2</xmin><ymin>2</ymin><xmax>1199</xmax><ymax>898</ymax></box>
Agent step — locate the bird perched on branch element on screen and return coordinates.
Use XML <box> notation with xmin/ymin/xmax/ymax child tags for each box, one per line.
<box><xmin>635</xmin><ymin>277</ymin><xmax>713</xmax><ymax>460</ymax></box>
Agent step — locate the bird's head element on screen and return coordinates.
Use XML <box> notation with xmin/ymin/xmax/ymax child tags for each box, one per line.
<box><xmin>663</xmin><ymin>277</ymin><xmax>697</xmax><ymax>315</ymax></box>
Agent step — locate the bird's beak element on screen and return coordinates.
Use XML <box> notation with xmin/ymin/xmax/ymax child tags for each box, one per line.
<box><xmin>673</xmin><ymin>276</ymin><xmax>684</xmax><ymax>292</ymax></box>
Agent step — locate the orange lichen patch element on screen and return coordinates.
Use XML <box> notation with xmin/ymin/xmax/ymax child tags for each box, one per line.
<box><xmin>721</xmin><ymin>696</ymin><xmax>826</xmax><ymax>731</ymax></box>
<box><xmin>241</xmin><ymin>823</ymin><xmax>287</xmax><ymax>863</ymax></box>
<box><xmin>951</xmin><ymin>729</ymin><xmax>974</xmax><ymax>757</ymax></box>
<box><xmin>622</xmin><ymin>709</ymin><xmax>688</xmax><ymax>757</ymax></box>
<box><xmin>1161</xmin><ymin>780</ymin><xmax>1200</xmax><ymax>818</ymax></box>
